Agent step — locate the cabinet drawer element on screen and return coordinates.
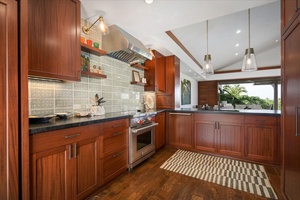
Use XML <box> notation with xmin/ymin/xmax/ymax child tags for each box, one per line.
<box><xmin>101</xmin><ymin>118</ymin><xmax>128</xmax><ymax>133</ymax></box>
<box><xmin>103</xmin><ymin>130</ymin><xmax>127</xmax><ymax>155</ymax></box>
<box><xmin>30</xmin><ymin>124</ymin><xmax>100</xmax><ymax>153</ymax></box>
<box><xmin>194</xmin><ymin>113</ymin><xmax>244</xmax><ymax>123</ymax></box>
<box><xmin>245</xmin><ymin>115</ymin><xmax>278</xmax><ymax>125</ymax></box>
<box><xmin>103</xmin><ymin>147</ymin><xmax>127</xmax><ymax>184</ymax></box>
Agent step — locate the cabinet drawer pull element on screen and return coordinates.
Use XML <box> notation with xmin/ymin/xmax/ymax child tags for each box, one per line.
<box><xmin>69</xmin><ymin>145</ymin><xmax>72</xmax><ymax>160</ymax></box>
<box><xmin>113</xmin><ymin>152</ymin><xmax>122</xmax><ymax>158</ymax></box>
<box><xmin>169</xmin><ymin>113</ymin><xmax>191</xmax><ymax>116</ymax></box>
<box><xmin>256</xmin><ymin>120</ymin><xmax>265</xmax><ymax>123</ymax></box>
<box><xmin>112</xmin><ymin>132</ymin><xmax>122</xmax><ymax>137</ymax></box>
<box><xmin>65</xmin><ymin>133</ymin><xmax>80</xmax><ymax>139</ymax></box>
<box><xmin>112</xmin><ymin>124</ymin><xmax>122</xmax><ymax>128</ymax></box>
<box><xmin>296</xmin><ymin>106</ymin><xmax>300</xmax><ymax>136</ymax></box>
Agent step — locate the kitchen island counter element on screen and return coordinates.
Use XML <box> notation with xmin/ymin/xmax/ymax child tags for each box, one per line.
<box><xmin>168</xmin><ymin>108</ymin><xmax>281</xmax><ymax>116</ymax></box>
<box><xmin>30</xmin><ymin>108</ymin><xmax>280</xmax><ymax>134</ymax></box>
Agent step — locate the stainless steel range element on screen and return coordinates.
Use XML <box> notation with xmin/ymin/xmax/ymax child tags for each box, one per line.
<box><xmin>128</xmin><ymin>111</ymin><xmax>158</xmax><ymax>170</ymax></box>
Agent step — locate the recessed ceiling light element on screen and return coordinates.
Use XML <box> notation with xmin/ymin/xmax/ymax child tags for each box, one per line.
<box><xmin>236</xmin><ymin>30</ymin><xmax>241</xmax><ymax>34</ymax></box>
<box><xmin>145</xmin><ymin>0</ymin><xmax>153</xmax><ymax>4</ymax></box>
<box><xmin>275</xmin><ymin>39</ymin><xmax>279</xmax><ymax>43</ymax></box>
<box><xmin>235</xmin><ymin>43</ymin><xmax>239</xmax><ymax>47</ymax></box>
<box><xmin>235</xmin><ymin>53</ymin><xmax>239</xmax><ymax>56</ymax></box>
<box><xmin>189</xmin><ymin>70</ymin><xmax>191</xmax><ymax>72</ymax></box>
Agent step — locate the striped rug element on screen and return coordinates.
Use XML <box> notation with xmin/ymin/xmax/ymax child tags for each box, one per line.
<box><xmin>160</xmin><ymin>150</ymin><xmax>277</xmax><ymax>199</ymax></box>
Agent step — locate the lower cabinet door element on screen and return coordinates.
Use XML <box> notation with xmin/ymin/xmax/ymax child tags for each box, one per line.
<box><xmin>218</xmin><ymin>122</ymin><xmax>244</xmax><ymax>158</ymax></box>
<box><xmin>103</xmin><ymin>147</ymin><xmax>127</xmax><ymax>185</ymax></box>
<box><xmin>30</xmin><ymin>145</ymin><xmax>74</xmax><ymax>200</ymax></box>
<box><xmin>246</xmin><ymin>124</ymin><xmax>279</xmax><ymax>163</ymax></box>
<box><xmin>194</xmin><ymin>121</ymin><xmax>217</xmax><ymax>152</ymax></box>
<box><xmin>155</xmin><ymin>112</ymin><xmax>166</xmax><ymax>150</ymax></box>
<box><xmin>76</xmin><ymin>137</ymin><xmax>101</xmax><ymax>200</ymax></box>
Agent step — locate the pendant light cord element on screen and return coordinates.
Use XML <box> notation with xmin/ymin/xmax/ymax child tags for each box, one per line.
<box><xmin>206</xmin><ymin>20</ymin><xmax>209</xmax><ymax>55</ymax></box>
<box><xmin>248</xmin><ymin>9</ymin><xmax>250</xmax><ymax>50</ymax></box>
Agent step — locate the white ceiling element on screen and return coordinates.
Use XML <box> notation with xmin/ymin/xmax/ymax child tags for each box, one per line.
<box><xmin>81</xmin><ymin>0</ymin><xmax>281</xmax><ymax>81</ymax></box>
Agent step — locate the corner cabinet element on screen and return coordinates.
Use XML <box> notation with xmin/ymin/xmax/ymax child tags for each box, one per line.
<box><xmin>27</xmin><ymin>0</ymin><xmax>81</xmax><ymax>81</ymax></box>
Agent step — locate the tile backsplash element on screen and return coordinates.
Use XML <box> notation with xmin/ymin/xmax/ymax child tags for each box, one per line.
<box><xmin>29</xmin><ymin>57</ymin><xmax>147</xmax><ymax>116</ymax></box>
<box><xmin>28</xmin><ymin>18</ymin><xmax>154</xmax><ymax>116</ymax></box>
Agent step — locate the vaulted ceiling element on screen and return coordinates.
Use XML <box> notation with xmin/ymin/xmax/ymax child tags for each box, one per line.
<box><xmin>81</xmin><ymin>0</ymin><xmax>280</xmax><ymax>81</ymax></box>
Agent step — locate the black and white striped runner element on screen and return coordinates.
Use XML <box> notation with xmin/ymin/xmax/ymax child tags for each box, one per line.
<box><xmin>160</xmin><ymin>150</ymin><xmax>277</xmax><ymax>199</ymax></box>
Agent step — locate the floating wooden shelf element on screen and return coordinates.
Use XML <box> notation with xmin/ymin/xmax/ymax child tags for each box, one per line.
<box><xmin>130</xmin><ymin>81</ymin><xmax>148</xmax><ymax>86</ymax></box>
<box><xmin>81</xmin><ymin>71</ymin><xmax>107</xmax><ymax>79</ymax></box>
<box><xmin>130</xmin><ymin>63</ymin><xmax>149</xmax><ymax>71</ymax></box>
<box><xmin>81</xmin><ymin>42</ymin><xmax>107</xmax><ymax>56</ymax></box>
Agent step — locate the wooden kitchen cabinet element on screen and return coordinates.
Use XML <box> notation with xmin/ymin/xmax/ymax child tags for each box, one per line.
<box><xmin>145</xmin><ymin>52</ymin><xmax>180</xmax><ymax>109</ymax></box>
<box><xmin>167</xmin><ymin>112</ymin><xmax>193</xmax><ymax>149</ymax></box>
<box><xmin>30</xmin><ymin>124</ymin><xmax>101</xmax><ymax>200</ymax></box>
<box><xmin>282</xmin><ymin>0</ymin><xmax>300</xmax><ymax>30</ymax></box>
<box><xmin>194</xmin><ymin>113</ymin><xmax>244</xmax><ymax>158</ymax></box>
<box><xmin>155</xmin><ymin>112</ymin><xmax>166</xmax><ymax>150</ymax></box>
<box><xmin>27</xmin><ymin>0</ymin><xmax>81</xmax><ymax>81</ymax></box>
<box><xmin>0</xmin><ymin>0</ymin><xmax>19</xmax><ymax>199</ymax></box>
<box><xmin>144</xmin><ymin>50</ymin><xmax>166</xmax><ymax>92</ymax></box>
<box><xmin>194</xmin><ymin>119</ymin><xmax>217</xmax><ymax>152</ymax></box>
<box><xmin>245</xmin><ymin>115</ymin><xmax>280</xmax><ymax>164</ymax></box>
<box><xmin>282</xmin><ymin>9</ymin><xmax>300</xmax><ymax>200</ymax></box>
<box><xmin>100</xmin><ymin>118</ymin><xmax>128</xmax><ymax>185</ymax></box>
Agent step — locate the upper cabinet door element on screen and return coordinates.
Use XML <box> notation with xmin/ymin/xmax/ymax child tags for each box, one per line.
<box><xmin>282</xmin><ymin>0</ymin><xmax>300</xmax><ymax>30</ymax></box>
<box><xmin>28</xmin><ymin>0</ymin><xmax>81</xmax><ymax>81</ymax></box>
<box><xmin>0</xmin><ymin>0</ymin><xmax>19</xmax><ymax>199</ymax></box>
<box><xmin>145</xmin><ymin>50</ymin><xmax>166</xmax><ymax>92</ymax></box>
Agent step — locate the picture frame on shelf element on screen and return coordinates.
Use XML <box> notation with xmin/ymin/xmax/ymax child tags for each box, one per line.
<box><xmin>132</xmin><ymin>70</ymin><xmax>140</xmax><ymax>82</ymax></box>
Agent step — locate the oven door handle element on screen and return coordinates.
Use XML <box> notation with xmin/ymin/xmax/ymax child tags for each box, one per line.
<box><xmin>131</xmin><ymin>123</ymin><xmax>158</xmax><ymax>133</ymax></box>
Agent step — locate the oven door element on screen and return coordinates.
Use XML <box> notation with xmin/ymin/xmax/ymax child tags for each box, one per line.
<box><xmin>129</xmin><ymin>123</ymin><xmax>158</xmax><ymax>164</ymax></box>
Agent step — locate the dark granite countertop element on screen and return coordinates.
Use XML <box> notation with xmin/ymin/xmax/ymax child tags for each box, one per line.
<box><xmin>169</xmin><ymin>108</ymin><xmax>281</xmax><ymax>116</ymax></box>
<box><xmin>29</xmin><ymin>109</ymin><xmax>280</xmax><ymax>135</ymax></box>
<box><xmin>29</xmin><ymin>112</ymin><xmax>130</xmax><ymax>135</ymax></box>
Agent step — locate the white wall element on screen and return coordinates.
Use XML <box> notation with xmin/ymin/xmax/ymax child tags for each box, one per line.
<box><xmin>180</xmin><ymin>72</ymin><xmax>198</xmax><ymax>108</ymax></box>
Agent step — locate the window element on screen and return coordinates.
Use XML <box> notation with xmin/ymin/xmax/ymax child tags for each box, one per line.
<box><xmin>219</xmin><ymin>78</ymin><xmax>281</xmax><ymax>110</ymax></box>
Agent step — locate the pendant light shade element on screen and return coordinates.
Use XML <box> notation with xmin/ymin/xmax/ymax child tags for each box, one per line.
<box><xmin>204</xmin><ymin>20</ymin><xmax>214</xmax><ymax>75</ymax></box>
<box><xmin>242</xmin><ymin>9</ymin><xmax>257</xmax><ymax>71</ymax></box>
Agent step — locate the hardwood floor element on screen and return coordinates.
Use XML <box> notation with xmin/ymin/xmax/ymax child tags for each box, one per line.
<box><xmin>90</xmin><ymin>147</ymin><xmax>283</xmax><ymax>200</ymax></box>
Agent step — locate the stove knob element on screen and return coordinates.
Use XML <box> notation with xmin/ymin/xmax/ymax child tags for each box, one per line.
<box><xmin>148</xmin><ymin>117</ymin><xmax>154</xmax><ymax>122</ymax></box>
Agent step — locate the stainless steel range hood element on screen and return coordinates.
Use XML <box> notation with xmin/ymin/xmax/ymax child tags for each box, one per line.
<box><xmin>102</xmin><ymin>25</ymin><xmax>152</xmax><ymax>64</ymax></box>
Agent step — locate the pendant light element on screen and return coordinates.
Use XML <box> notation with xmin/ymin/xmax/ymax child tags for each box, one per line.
<box><xmin>204</xmin><ymin>20</ymin><xmax>214</xmax><ymax>75</ymax></box>
<box><xmin>241</xmin><ymin>9</ymin><xmax>257</xmax><ymax>71</ymax></box>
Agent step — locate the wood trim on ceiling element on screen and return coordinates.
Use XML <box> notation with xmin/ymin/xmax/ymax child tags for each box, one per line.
<box><xmin>165</xmin><ymin>30</ymin><xmax>203</xmax><ymax>69</ymax></box>
<box><xmin>166</xmin><ymin>30</ymin><xmax>280</xmax><ymax>74</ymax></box>
<box><xmin>214</xmin><ymin>66</ymin><xmax>281</xmax><ymax>74</ymax></box>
